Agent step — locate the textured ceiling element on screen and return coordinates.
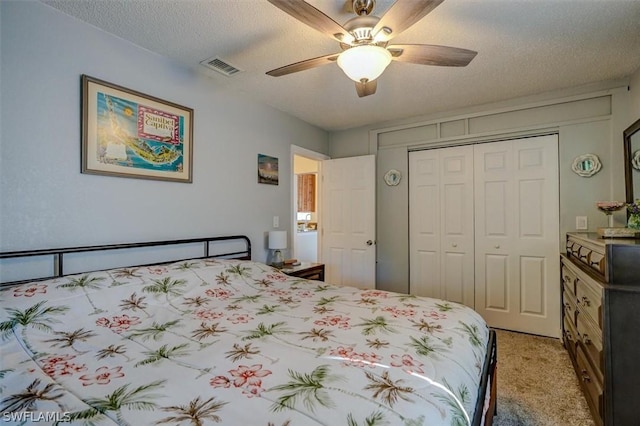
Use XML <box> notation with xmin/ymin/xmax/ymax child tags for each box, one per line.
<box><xmin>42</xmin><ymin>0</ymin><xmax>640</xmax><ymax>131</ymax></box>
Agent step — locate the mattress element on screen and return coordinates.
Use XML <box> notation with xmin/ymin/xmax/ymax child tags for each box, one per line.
<box><xmin>0</xmin><ymin>258</ymin><xmax>489</xmax><ymax>425</ymax></box>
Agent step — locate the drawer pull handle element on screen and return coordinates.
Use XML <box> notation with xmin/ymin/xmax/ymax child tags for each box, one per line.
<box><xmin>494</xmin><ymin>245</ymin><xmax>500</xmax><ymax>249</ymax></box>
<box><xmin>581</xmin><ymin>369</ymin><xmax>591</xmax><ymax>383</ymax></box>
<box><xmin>583</xmin><ymin>334</ymin><xmax>591</xmax><ymax>345</ymax></box>
<box><xmin>581</xmin><ymin>296</ymin><xmax>591</xmax><ymax>307</ymax></box>
<box><xmin>452</xmin><ymin>243</ymin><xmax>458</xmax><ymax>248</ymax></box>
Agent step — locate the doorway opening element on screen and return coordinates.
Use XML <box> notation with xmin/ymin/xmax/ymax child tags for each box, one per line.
<box><xmin>291</xmin><ymin>146</ymin><xmax>329</xmax><ymax>263</ymax></box>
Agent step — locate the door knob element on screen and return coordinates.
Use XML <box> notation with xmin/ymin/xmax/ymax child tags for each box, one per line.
<box><xmin>494</xmin><ymin>245</ymin><xmax>501</xmax><ymax>249</ymax></box>
<box><xmin>366</xmin><ymin>240</ymin><xmax>374</xmax><ymax>246</ymax></box>
<box><xmin>452</xmin><ymin>243</ymin><xmax>458</xmax><ymax>247</ymax></box>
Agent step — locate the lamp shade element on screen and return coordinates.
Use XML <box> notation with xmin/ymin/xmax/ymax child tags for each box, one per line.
<box><xmin>268</xmin><ymin>231</ymin><xmax>287</xmax><ymax>250</ymax></box>
<box><xmin>337</xmin><ymin>45</ymin><xmax>392</xmax><ymax>83</ymax></box>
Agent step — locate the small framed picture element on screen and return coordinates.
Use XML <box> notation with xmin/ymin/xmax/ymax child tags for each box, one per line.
<box><xmin>258</xmin><ymin>154</ymin><xmax>279</xmax><ymax>185</ymax></box>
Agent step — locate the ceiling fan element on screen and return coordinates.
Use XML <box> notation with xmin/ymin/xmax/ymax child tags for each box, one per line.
<box><xmin>266</xmin><ymin>0</ymin><xmax>477</xmax><ymax>97</ymax></box>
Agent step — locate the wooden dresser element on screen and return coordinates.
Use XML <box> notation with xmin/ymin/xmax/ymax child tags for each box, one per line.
<box><xmin>561</xmin><ymin>232</ymin><xmax>640</xmax><ymax>426</ymax></box>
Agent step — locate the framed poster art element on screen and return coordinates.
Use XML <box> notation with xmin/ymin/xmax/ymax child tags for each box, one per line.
<box><xmin>81</xmin><ymin>75</ymin><xmax>193</xmax><ymax>183</ymax></box>
<box><xmin>258</xmin><ymin>154</ymin><xmax>279</xmax><ymax>185</ymax></box>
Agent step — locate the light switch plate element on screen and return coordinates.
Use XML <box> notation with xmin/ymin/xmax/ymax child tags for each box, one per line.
<box><xmin>576</xmin><ymin>216</ymin><xmax>588</xmax><ymax>230</ymax></box>
<box><xmin>273</xmin><ymin>216</ymin><xmax>279</xmax><ymax>228</ymax></box>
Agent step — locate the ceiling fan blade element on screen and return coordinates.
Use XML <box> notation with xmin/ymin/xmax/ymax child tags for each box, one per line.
<box><xmin>388</xmin><ymin>44</ymin><xmax>477</xmax><ymax>66</ymax></box>
<box><xmin>266</xmin><ymin>53</ymin><xmax>341</xmax><ymax>77</ymax></box>
<box><xmin>355</xmin><ymin>79</ymin><xmax>377</xmax><ymax>97</ymax></box>
<box><xmin>267</xmin><ymin>0</ymin><xmax>354</xmax><ymax>44</ymax></box>
<box><xmin>372</xmin><ymin>0</ymin><xmax>444</xmax><ymax>43</ymax></box>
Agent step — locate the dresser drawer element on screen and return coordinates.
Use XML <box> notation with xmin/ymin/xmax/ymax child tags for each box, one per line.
<box><xmin>575</xmin><ymin>276</ymin><xmax>602</xmax><ymax>328</ymax></box>
<box><xmin>587</xmin><ymin>250</ymin><xmax>605</xmax><ymax>276</ymax></box>
<box><xmin>561</xmin><ymin>263</ymin><xmax>577</xmax><ymax>294</ymax></box>
<box><xmin>563</xmin><ymin>315</ymin><xmax>578</xmax><ymax>360</ymax></box>
<box><xmin>562</xmin><ymin>288</ymin><xmax>577</xmax><ymax>324</ymax></box>
<box><xmin>566</xmin><ymin>236</ymin><xmax>607</xmax><ymax>280</ymax></box>
<box><xmin>576</xmin><ymin>346</ymin><xmax>604</xmax><ymax>425</ymax></box>
<box><xmin>576</xmin><ymin>312</ymin><xmax>603</xmax><ymax>380</ymax></box>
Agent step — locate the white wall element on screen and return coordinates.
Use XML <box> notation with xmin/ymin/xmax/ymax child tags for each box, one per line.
<box><xmin>0</xmin><ymin>1</ymin><xmax>329</xmax><ymax>262</ymax></box>
<box><xmin>630</xmin><ymin>67</ymin><xmax>640</xmax><ymax>121</ymax></box>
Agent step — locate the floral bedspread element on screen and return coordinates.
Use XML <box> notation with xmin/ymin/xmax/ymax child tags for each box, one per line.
<box><xmin>0</xmin><ymin>259</ymin><xmax>489</xmax><ymax>426</ymax></box>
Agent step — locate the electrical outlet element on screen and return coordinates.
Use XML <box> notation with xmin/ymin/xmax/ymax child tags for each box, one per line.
<box><xmin>273</xmin><ymin>216</ymin><xmax>279</xmax><ymax>228</ymax></box>
<box><xmin>576</xmin><ymin>216</ymin><xmax>588</xmax><ymax>230</ymax></box>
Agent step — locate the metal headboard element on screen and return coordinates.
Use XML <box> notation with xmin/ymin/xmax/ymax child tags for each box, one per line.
<box><xmin>0</xmin><ymin>235</ymin><xmax>251</xmax><ymax>287</ymax></box>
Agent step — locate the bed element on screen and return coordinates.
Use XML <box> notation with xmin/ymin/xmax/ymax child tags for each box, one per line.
<box><xmin>0</xmin><ymin>235</ymin><xmax>496</xmax><ymax>426</ymax></box>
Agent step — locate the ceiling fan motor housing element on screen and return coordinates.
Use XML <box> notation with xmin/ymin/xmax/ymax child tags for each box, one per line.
<box><xmin>343</xmin><ymin>15</ymin><xmax>381</xmax><ymax>44</ymax></box>
<box><xmin>352</xmin><ymin>0</ymin><xmax>375</xmax><ymax>16</ymax></box>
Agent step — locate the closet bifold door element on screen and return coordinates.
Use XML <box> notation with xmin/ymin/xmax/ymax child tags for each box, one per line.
<box><xmin>409</xmin><ymin>145</ymin><xmax>475</xmax><ymax>308</ymax></box>
<box><xmin>409</xmin><ymin>135</ymin><xmax>560</xmax><ymax>337</ymax></box>
<box><xmin>473</xmin><ymin>135</ymin><xmax>560</xmax><ymax>338</ymax></box>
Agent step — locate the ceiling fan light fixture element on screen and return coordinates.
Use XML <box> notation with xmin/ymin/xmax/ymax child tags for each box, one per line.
<box><xmin>337</xmin><ymin>45</ymin><xmax>392</xmax><ymax>83</ymax></box>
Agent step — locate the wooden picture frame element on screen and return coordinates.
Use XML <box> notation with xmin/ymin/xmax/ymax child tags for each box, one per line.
<box><xmin>81</xmin><ymin>75</ymin><xmax>193</xmax><ymax>183</ymax></box>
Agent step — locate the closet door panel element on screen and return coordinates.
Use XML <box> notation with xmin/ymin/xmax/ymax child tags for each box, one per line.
<box><xmin>410</xmin><ymin>147</ymin><xmax>474</xmax><ymax>307</ymax></box>
<box><xmin>412</xmin><ymin>182</ymin><xmax>440</xmax><ymax>297</ymax></box>
<box><xmin>519</xmin><ymin>179</ymin><xmax>545</xmax><ymax>237</ymax></box>
<box><xmin>475</xmin><ymin>140</ymin><xmax>515</xmax><ymax>329</ymax></box>
<box><xmin>443</xmin><ymin>183</ymin><xmax>465</xmax><ymax>234</ymax></box>
<box><xmin>520</xmin><ymin>256</ymin><xmax>546</xmax><ymax>315</ymax></box>
<box><xmin>443</xmin><ymin>252</ymin><xmax>466</xmax><ymax>304</ymax></box>
<box><xmin>414</xmin><ymin>250</ymin><xmax>441</xmax><ymax>298</ymax></box>
<box><xmin>410</xmin><ymin>151</ymin><xmax>441</xmax><ymax>298</ymax></box>
<box><xmin>475</xmin><ymin>135</ymin><xmax>560</xmax><ymax>337</ymax></box>
<box><xmin>484</xmin><ymin>253</ymin><xmax>509</xmax><ymax>310</ymax></box>
<box><xmin>483</xmin><ymin>180</ymin><xmax>510</xmax><ymax>236</ymax></box>
<box><xmin>440</xmin><ymin>147</ymin><xmax>475</xmax><ymax>307</ymax></box>
<box><xmin>415</xmin><ymin>184</ymin><xmax>439</xmax><ymax>235</ymax></box>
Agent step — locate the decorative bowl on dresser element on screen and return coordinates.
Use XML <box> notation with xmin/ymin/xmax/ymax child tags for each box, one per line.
<box><xmin>561</xmin><ymin>232</ymin><xmax>640</xmax><ymax>426</ymax></box>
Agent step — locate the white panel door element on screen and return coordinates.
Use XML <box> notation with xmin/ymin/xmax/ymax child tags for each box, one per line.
<box><xmin>321</xmin><ymin>155</ymin><xmax>376</xmax><ymax>289</ymax></box>
<box><xmin>474</xmin><ymin>135</ymin><xmax>560</xmax><ymax>337</ymax></box>
<box><xmin>409</xmin><ymin>146</ymin><xmax>475</xmax><ymax>307</ymax></box>
<box><xmin>410</xmin><ymin>149</ymin><xmax>441</xmax><ymax>298</ymax></box>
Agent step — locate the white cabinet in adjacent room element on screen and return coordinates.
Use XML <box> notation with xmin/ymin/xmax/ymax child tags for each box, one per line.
<box><xmin>295</xmin><ymin>231</ymin><xmax>317</xmax><ymax>262</ymax></box>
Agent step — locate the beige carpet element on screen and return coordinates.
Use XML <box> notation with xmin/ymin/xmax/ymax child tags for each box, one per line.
<box><xmin>492</xmin><ymin>329</ymin><xmax>595</xmax><ymax>426</ymax></box>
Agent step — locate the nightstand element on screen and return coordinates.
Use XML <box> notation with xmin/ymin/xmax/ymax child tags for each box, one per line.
<box><xmin>281</xmin><ymin>262</ymin><xmax>325</xmax><ymax>281</ymax></box>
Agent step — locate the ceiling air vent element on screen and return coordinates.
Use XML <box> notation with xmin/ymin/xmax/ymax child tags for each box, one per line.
<box><xmin>200</xmin><ymin>56</ymin><xmax>243</xmax><ymax>77</ymax></box>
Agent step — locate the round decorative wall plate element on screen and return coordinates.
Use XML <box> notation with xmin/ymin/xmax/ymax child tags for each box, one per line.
<box><xmin>384</xmin><ymin>169</ymin><xmax>402</xmax><ymax>186</ymax></box>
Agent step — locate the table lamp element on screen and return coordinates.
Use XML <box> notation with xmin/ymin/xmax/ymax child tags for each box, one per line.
<box><xmin>268</xmin><ymin>230</ymin><xmax>287</xmax><ymax>268</ymax></box>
